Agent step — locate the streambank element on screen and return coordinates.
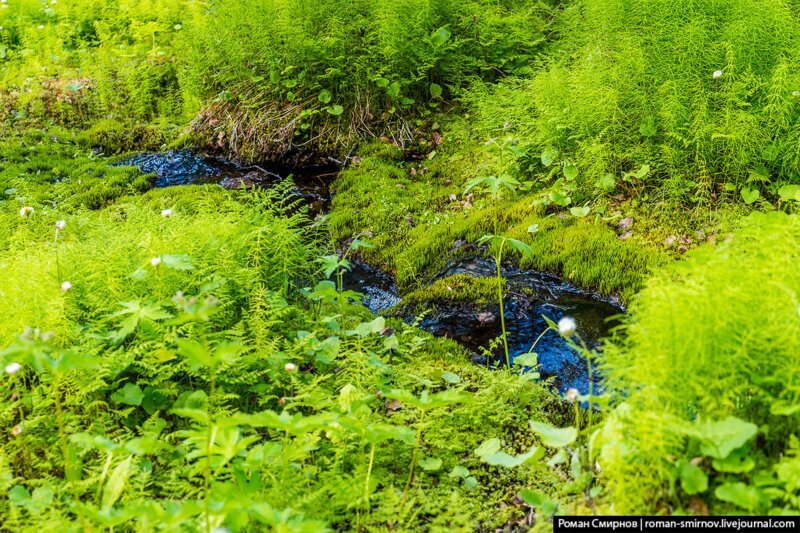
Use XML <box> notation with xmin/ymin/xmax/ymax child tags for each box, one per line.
<box><xmin>123</xmin><ymin>150</ymin><xmax>625</xmax><ymax>395</ymax></box>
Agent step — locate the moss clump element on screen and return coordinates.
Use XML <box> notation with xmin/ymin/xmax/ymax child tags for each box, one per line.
<box><xmin>330</xmin><ymin>149</ymin><xmax>669</xmax><ymax>301</ymax></box>
<box><xmin>400</xmin><ymin>274</ymin><xmax>506</xmax><ymax>309</ymax></box>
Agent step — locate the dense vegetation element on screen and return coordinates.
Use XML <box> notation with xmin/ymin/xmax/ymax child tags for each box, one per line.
<box><xmin>1</xmin><ymin>0</ymin><xmax>799</xmax><ymax>530</ymax></box>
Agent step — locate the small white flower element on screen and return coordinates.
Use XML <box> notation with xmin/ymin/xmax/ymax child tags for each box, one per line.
<box><xmin>284</xmin><ymin>362</ymin><xmax>297</xmax><ymax>372</ymax></box>
<box><xmin>61</xmin><ymin>281</ymin><xmax>73</xmax><ymax>291</ymax></box>
<box><xmin>55</xmin><ymin>220</ymin><xmax>66</xmax><ymax>231</ymax></box>
<box><xmin>19</xmin><ymin>206</ymin><xmax>34</xmax><ymax>218</ymax></box>
<box><xmin>5</xmin><ymin>362</ymin><xmax>21</xmax><ymax>375</ymax></box>
<box><xmin>11</xmin><ymin>425</ymin><xmax>22</xmax><ymax>436</ymax></box>
<box><xmin>712</xmin><ymin>70</ymin><xmax>723</xmax><ymax>80</ymax></box>
<box><xmin>557</xmin><ymin>316</ymin><xmax>577</xmax><ymax>337</ymax></box>
<box><xmin>565</xmin><ymin>387</ymin><xmax>579</xmax><ymax>403</ymax></box>
<box><xmin>161</xmin><ymin>209</ymin><xmax>173</xmax><ymax>218</ymax></box>
<box><xmin>150</xmin><ymin>257</ymin><xmax>162</xmax><ymax>267</ymax></box>
<box><xmin>38</xmin><ymin>25</ymin><xmax>44</xmax><ymax>29</ymax></box>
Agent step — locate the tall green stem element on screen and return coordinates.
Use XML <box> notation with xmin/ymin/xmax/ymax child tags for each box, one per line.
<box><xmin>495</xmin><ymin>240</ymin><xmax>509</xmax><ymax>367</ymax></box>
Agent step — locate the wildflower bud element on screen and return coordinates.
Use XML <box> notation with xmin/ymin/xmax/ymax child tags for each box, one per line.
<box><xmin>55</xmin><ymin>220</ymin><xmax>66</xmax><ymax>232</ymax></box>
<box><xmin>19</xmin><ymin>206</ymin><xmax>34</xmax><ymax>218</ymax></box>
<box><xmin>60</xmin><ymin>281</ymin><xmax>73</xmax><ymax>292</ymax></box>
<box><xmin>161</xmin><ymin>209</ymin><xmax>173</xmax><ymax>218</ymax></box>
<box><xmin>565</xmin><ymin>387</ymin><xmax>579</xmax><ymax>403</ymax></box>
<box><xmin>278</xmin><ymin>396</ymin><xmax>286</xmax><ymax>406</ymax></box>
<box><xmin>557</xmin><ymin>316</ymin><xmax>577</xmax><ymax>337</ymax></box>
<box><xmin>150</xmin><ymin>257</ymin><xmax>162</xmax><ymax>267</ymax></box>
<box><xmin>284</xmin><ymin>362</ymin><xmax>297</xmax><ymax>372</ymax></box>
<box><xmin>712</xmin><ymin>70</ymin><xmax>723</xmax><ymax>80</ymax></box>
<box><xmin>10</xmin><ymin>392</ymin><xmax>18</xmax><ymax>401</ymax></box>
<box><xmin>12</xmin><ymin>425</ymin><xmax>22</xmax><ymax>436</ymax></box>
<box><xmin>5</xmin><ymin>362</ymin><xmax>21</xmax><ymax>375</ymax></box>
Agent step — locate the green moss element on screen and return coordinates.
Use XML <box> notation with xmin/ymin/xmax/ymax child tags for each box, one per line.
<box><xmin>400</xmin><ymin>274</ymin><xmax>506</xmax><ymax>309</ymax></box>
<box><xmin>330</xmin><ymin>148</ymin><xmax>669</xmax><ymax>301</ymax></box>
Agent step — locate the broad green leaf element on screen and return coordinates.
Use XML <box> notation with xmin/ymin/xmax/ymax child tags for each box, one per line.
<box><xmin>563</xmin><ymin>164</ymin><xmax>579</xmax><ymax>180</ymax></box>
<box><xmin>684</xmin><ymin>416</ymin><xmax>758</xmax><ymax>459</ymax></box>
<box><xmin>441</xmin><ymin>371</ymin><xmax>461</xmax><ymax>384</ymax></box>
<box><xmin>714</xmin><ymin>482</ymin><xmax>769</xmax><ymax>512</ymax></box>
<box><xmin>318</xmin><ymin>89</ymin><xmax>332</xmax><ymax>104</ymax></box>
<box><xmin>711</xmin><ymin>448</ymin><xmax>755</xmax><ymax>473</ymax></box>
<box><xmin>596</xmin><ymin>173</ymin><xmax>616</xmax><ymax>193</ymax></box>
<box><xmin>327</xmin><ymin>105</ymin><xmax>344</xmax><ymax>116</ymax></box>
<box><xmin>507</xmin><ymin>238</ymin><xmax>533</xmax><ymax>258</ymax></box>
<box><xmin>161</xmin><ymin>254</ymin><xmax>194</xmax><ymax>271</ymax></box>
<box><xmin>741</xmin><ymin>187</ymin><xmax>760</xmax><ymax>205</ymax></box>
<box><xmin>111</xmin><ymin>383</ymin><xmax>144</xmax><ymax>406</ymax></box>
<box><xmin>519</xmin><ymin>489</ymin><xmax>559</xmax><ymax>516</ymax></box>
<box><xmin>449</xmin><ymin>466</ymin><xmax>469</xmax><ymax>479</ymax></box>
<box><xmin>430</xmin><ymin>83</ymin><xmax>443</xmax><ymax>98</ymax></box>
<box><xmin>529</xmin><ymin>420</ymin><xmax>577</xmax><ymax>448</ymax></box>
<box><xmin>431</xmin><ymin>26</ymin><xmax>451</xmax><ymax>47</ymax></box>
<box><xmin>570</xmin><ymin>206</ymin><xmax>590</xmax><ymax>218</ymax></box>
<box><xmin>541</xmin><ymin>147</ymin><xmax>558</xmax><ymax>167</ymax></box>
<box><xmin>481</xmin><ymin>445</ymin><xmax>543</xmax><ymax>468</ymax></box>
<box><xmin>474</xmin><ymin>438</ymin><xmax>502</xmax><ymax>458</ymax></box>
<box><xmin>777</xmin><ymin>184</ymin><xmax>800</xmax><ymax>202</ymax></box>
<box><xmin>418</xmin><ymin>457</ymin><xmax>442</xmax><ymax>471</ymax></box>
<box><xmin>514</xmin><ymin>352</ymin><xmax>538</xmax><ymax>367</ymax></box>
<box><xmin>679</xmin><ymin>462</ymin><xmax>708</xmax><ymax>495</ymax></box>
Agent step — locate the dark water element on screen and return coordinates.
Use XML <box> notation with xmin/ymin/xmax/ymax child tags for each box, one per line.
<box><xmin>344</xmin><ymin>257</ymin><xmax>622</xmax><ymax>395</ymax></box>
<box><xmin>119</xmin><ymin>150</ymin><xmax>335</xmax><ymax>212</ymax></box>
<box><xmin>121</xmin><ymin>150</ymin><xmax>623</xmax><ymax>395</ymax></box>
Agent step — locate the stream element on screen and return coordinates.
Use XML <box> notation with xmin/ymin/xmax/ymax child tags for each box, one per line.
<box><xmin>121</xmin><ymin>150</ymin><xmax>624</xmax><ymax>395</ymax></box>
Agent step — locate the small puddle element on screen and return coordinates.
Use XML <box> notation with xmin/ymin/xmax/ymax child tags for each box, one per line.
<box><xmin>121</xmin><ymin>150</ymin><xmax>623</xmax><ymax>395</ymax></box>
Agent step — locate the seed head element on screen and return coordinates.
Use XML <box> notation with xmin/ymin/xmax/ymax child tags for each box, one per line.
<box><xmin>150</xmin><ymin>257</ymin><xmax>162</xmax><ymax>267</ymax></box>
<box><xmin>55</xmin><ymin>220</ymin><xmax>66</xmax><ymax>232</ymax></box>
<box><xmin>19</xmin><ymin>206</ymin><xmax>34</xmax><ymax>218</ymax></box>
<box><xmin>565</xmin><ymin>387</ymin><xmax>579</xmax><ymax>403</ymax></box>
<box><xmin>284</xmin><ymin>362</ymin><xmax>297</xmax><ymax>373</ymax></box>
<box><xmin>557</xmin><ymin>317</ymin><xmax>577</xmax><ymax>337</ymax></box>
<box><xmin>61</xmin><ymin>281</ymin><xmax>73</xmax><ymax>292</ymax></box>
<box><xmin>5</xmin><ymin>362</ymin><xmax>21</xmax><ymax>375</ymax></box>
<box><xmin>11</xmin><ymin>425</ymin><xmax>22</xmax><ymax>436</ymax></box>
<box><xmin>161</xmin><ymin>209</ymin><xmax>173</xmax><ymax>218</ymax></box>
<box><xmin>712</xmin><ymin>70</ymin><xmax>723</xmax><ymax>80</ymax></box>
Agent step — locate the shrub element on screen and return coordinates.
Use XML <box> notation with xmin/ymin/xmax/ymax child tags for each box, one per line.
<box><xmin>599</xmin><ymin>211</ymin><xmax>800</xmax><ymax>514</ymax></box>
<box><xmin>181</xmin><ymin>0</ymin><xmax>552</xmax><ymax>160</ymax></box>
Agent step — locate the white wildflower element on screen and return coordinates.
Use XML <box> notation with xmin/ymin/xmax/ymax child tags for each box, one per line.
<box><xmin>61</xmin><ymin>281</ymin><xmax>73</xmax><ymax>291</ymax></box>
<box><xmin>161</xmin><ymin>209</ymin><xmax>173</xmax><ymax>218</ymax></box>
<box><xmin>150</xmin><ymin>257</ymin><xmax>162</xmax><ymax>267</ymax></box>
<box><xmin>284</xmin><ymin>362</ymin><xmax>297</xmax><ymax>372</ymax></box>
<box><xmin>12</xmin><ymin>425</ymin><xmax>22</xmax><ymax>436</ymax></box>
<box><xmin>19</xmin><ymin>206</ymin><xmax>34</xmax><ymax>218</ymax></box>
<box><xmin>5</xmin><ymin>362</ymin><xmax>21</xmax><ymax>375</ymax></box>
<box><xmin>55</xmin><ymin>220</ymin><xmax>66</xmax><ymax>232</ymax></box>
<box><xmin>712</xmin><ymin>70</ymin><xmax>723</xmax><ymax>80</ymax></box>
<box><xmin>557</xmin><ymin>316</ymin><xmax>577</xmax><ymax>337</ymax></box>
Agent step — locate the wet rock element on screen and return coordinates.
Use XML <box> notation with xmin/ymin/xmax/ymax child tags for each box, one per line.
<box><xmin>477</xmin><ymin>311</ymin><xmax>497</xmax><ymax>324</ymax></box>
<box><xmin>619</xmin><ymin>231</ymin><xmax>633</xmax><ymax>241</ymax></box>
<box><xmin>619</xmin><ymin>216</ymin><xmax>634</xmax><ymax>232</ymax></box>
<box><xmin>664</xmin><ymin>235</ymin><xmax>678</xmax><ymax>247</ymax></box>
<box><xmin>220</xmin><ymin>171</ymin><xmax>263</xmax><ymax>189</ymax></box>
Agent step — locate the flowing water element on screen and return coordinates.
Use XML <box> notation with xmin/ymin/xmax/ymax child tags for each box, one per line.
<box><xmin>122</xmin><ymin>150</ymin><xmax>623</xmax><ymax>395</ymax></box>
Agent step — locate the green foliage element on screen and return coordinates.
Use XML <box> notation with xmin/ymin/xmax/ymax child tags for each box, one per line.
<box><xmin>463</xmin><ymin>0</ymin><xmax>800</xmax><ymax>207</ymax></box>
<box><xmin>599</xmin><ymin>211</ymin><xmax>800</xmax><ymax>514</ymax></box>
<box><xmin>0</xmin><ymin>0</ymin><xmax>199</xmax><ymax>128</ymax></box>
<box><xmin>181</xmin><ymin>0</ymin><xmax>552</xmax><ymax>158</ymax></box>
